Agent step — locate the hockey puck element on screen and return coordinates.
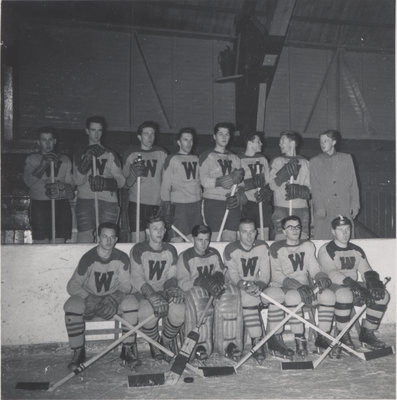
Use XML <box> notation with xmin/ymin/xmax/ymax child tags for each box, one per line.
<box><xmin>184</xmin><ymin>377</ymin><xmax>194</xmax><ymax>383</ymax></box>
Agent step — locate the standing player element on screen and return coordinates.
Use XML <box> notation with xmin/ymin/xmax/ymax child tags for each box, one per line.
<box><xmin>317</xmin><ymin>216</ymin><xmax>389</xmax><ymax>352</ymax></box>
<box><xmin>123</xmin><ymin>121</ymin><xmax>168</xmax><ymax>243</ymax></box>
<box><xmin>63</xmin><ymin>222</ymin><xmax>139</xmax><ymax>370</ymax></box>
<box><xmin>74</xmin><ymin>116</ymin><xmax>125</xmax><ymax>243</ymax></box>
<box><xmin>224</xmin><ymin>218</ymin><xmax>287</xmax><ymax>362</ymax></box>
<box><xmin>130</xmin><ymin>216</ymin><xmax>185</xmax><ymax>360</ymax></box>
<box><xmin>199</xmin><ymin>122</ymin><xmax>245</xmax><ymax>241</ymax></box>
<box><xmin>24</xmin><ymin>127</ymin><xmax>74</xmax><ymax>243</ymax></box>
<box><xmin>239</xmin><ymin>132</ymin><xmax>273</xmax><ymax>239</ymax></box>
<box><xmin>269</xmin><ymin>131</ymin><xmax>311</xmax><ymax>240</ymax></box>
<box><xmin>176</xmin><ymin>224</ymin><xmax>243</xmax><ymax>361</ymax></box>
<box><xmin>160</xmin><ymin>127</ymin><xmax>202</xmax><ymax>242</ymax></box>
<box><xmin>270</xmin><ymin>215</ymin><xmax>335</xmax><ymax>358</ymax></box>
<box><xmin>310</xmin><ymin>130</ymin><xmax>360</xmax><ymax>239</ymax></box>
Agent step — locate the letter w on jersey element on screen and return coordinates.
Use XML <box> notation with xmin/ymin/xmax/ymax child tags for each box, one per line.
<box><xmin>217</xmin><ymin>159</ymin><xmax>232</xmax><ymax>175</ymax></box>
<box><xmin>94</xmin><ymin>271</ymin><xmax>114</xmax><ymax>293</ymax></box>
<box><xmin>241</xmin><ymin>257</ymin><xmax>258</xmax><ymax>277</ymax></box>
<box><xmin>145</xmin><ymin>160</ymin><xmax>157</xmax><ymax>177</ymax></box>
<box><xmin>95</xmin><ymin>159</ymin><xmax>107</xmax><ymax>175</ymax></box>
<box><xmin>340</xmin><ymin>256</ymin><xmax>356</xmax><ymax>270</ymax></box>
<box><xmin>248</xmin><ymin>162</ymin><xmax>262</xmax><ymax>177</ymax></box>
<box><xmin>148</xmin><ymin>260</ymin><xmax>166</xmax><ymax>280</ymax></box>
<box><xmin>197</xmin><ymin>264</ymin><xmax>215</xmax><ymax>278</ymax></box>
<box><xmin>288</xmin><ymin>253</ymin><xmax>305</xmax><ymax>272</ymax></box>
<box><xmin>181</xmin><ymin>161</ymin><xmax>198</xmax><ymax>179</ymax></box>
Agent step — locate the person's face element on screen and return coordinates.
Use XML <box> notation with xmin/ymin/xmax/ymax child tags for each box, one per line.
<box><xmin>239</xmin><ymin>222</ymin><xmax>257</xmax><ymax>248</ymax></box>
<box><xmin>283</xmin><ymin>219</ymin><xmax>302</xmax><ymax>242</ymax></box>
<box><xmin>332</xmin><ymin>225</ymin><xmax>351</xmax><ymax>246</ymax></box>
<box><xmin>138</xmin><ymin>127</ymin><xmax>155</xmax><ymax>150</ymax></box>
<box><xmin>147</xmin><ymin>220</ymin><xmax>166</xmax><ymax>243</ymax></box>
<box><xmin>98</xmin><ymin>228</ymin><xmax>118</xmax><ymax>251</ymax></box>
<box><xmin>213</xmin><ymin>127</ymin><xmax>230</xmax><ymax>148</ymax></box>
<box><xmin>177</xmin><ymin>132</ymin><xmax>194</xmax><ymax>155</ymax></box>
<box><xmin>319</xmin><ymin>134</ymin><xmax>336</xmax><ymax>155</ymax></box>
<box><xmin>86</xmin><ymin>122</ymin><xmax>103</xmax><ymax>144</ymax></box>
<box><xmin>193</xmin><ymin>232</ymin><xmax>210</xmax><ymax>256</ymax></box>
<box><xmin>279</xmin><ymin>135</ymin><xmax>294</xmax><ymax>155</ymax></box>
<box><xmin>249</xmin><ymin>135</ymin><xmax>263</xmax><ymax>153</ymax></box>
<box><xmin>38</xmin><ymin>133</ymin><xmax>56</xmax><ymax>153</ymax></box>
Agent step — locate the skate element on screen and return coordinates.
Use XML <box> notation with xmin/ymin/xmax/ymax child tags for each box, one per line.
<box><xmin>195</xmin><ymin>345</ymin><xmax>209</xmax><ymax>361</ymax></box>
<box><xmin>67</xmin><ymin>347</ymin><xmax>86</xmax><ymax>372</ymax></box>
<box><xmin>294</xmin><ymin>334</ymin><xmax>308</xmax><ymax>358</ymax></box>
<box><xmin>251</xmin><ymin>337</ymin><xmax>266</xmax><ymax>363</ymax></box>
<box><xmin>267</xmin><ymin>334</ymin><xmax>294</xmax><ymax>360</ymax></box>
<box><xmin>334</xmin><ymin>330</ymin><xmax>356</xmax><ymax>358</ymax></box>
<box><xmin>314</xmin><ymin>333</ymin><xmax>336</xmax><ymax>358</ymax></box>
<box><xmin>160</xmin><ymin>337</ymin><xmax>179</xmax><ymax>363</ymax></box>
<box><xmin>359</xmin><ymin>327</ymin><xmax>387</xmax><ymax>350</ymax></box>
<box><xmin>150</xmin><ymin>341</ymin><xmax>165</xmax><ymax>361</ymax></box>
<box><xmin>225</xmin><ymin>342</ymin><xmax>242</xmax><ymax>361</ymax></box>
<box><xmin>120</xmin><ymin>343</ymin><xmax>142</xmax><ymax>369</ymax></box>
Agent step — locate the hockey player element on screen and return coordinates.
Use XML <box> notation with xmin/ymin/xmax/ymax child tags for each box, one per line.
<box><xmin>199</xmin><ymin>122</ymin><xmax>245</xmax><ymax>241</ymax></box>
<box><xmin>74</xmin><ymin>116</ymin><xmax>125</xmax><ymax>243</ymax></box>
<box><xmin>239</xmin><ymin>132</ymin><xmax>273</xmax><ymax>239</ymax></box>
<box><xmin>317</xmin><ymin>216</ymin><xmax>389</xmax><ymax>352</ymax></box>
<box><xmin>64</xmin><ymin>222</ymin><xmax>139</xmax><ymax>371</ymax></box>
<box><xmin>23</xmin><ymin>127</ymin><xmax>74</xmax><ymax>243</ymax></box>
<box><xmin>270</xmin><ymin>215</ymin><xmax>335</xmax><ymax>358</ymax></box>
<box><xmin>160</xmin><ymin>127</ymin><xmax>202</xmax><ymax>242</ymax></box>
<box><xmin>269</xmin><ymin>131</ymin><xmax>311</xmax><ymax>240</ymax></box>
<box><xmin>123</xmin><ymin>121</ymin><xmax>168</xmax><ymax>242</ymax></box>
<box><xmin>224</xmin><ymin>218</ymin><xmax>286</xmax><ymax>362</ymax></box>
<box><xmin>130</xmin><ymin>216</ymin><xmax>185</xmax><ymax>361</ymax></box>
<box><xmin>176</xmin><ymin>224</ymin><xmax>243</xmax><ymax>361</ymax></box>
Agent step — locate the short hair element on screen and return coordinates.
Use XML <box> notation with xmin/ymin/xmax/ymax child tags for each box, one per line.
<box><xmin>245</xmin><ymin>132</ymin><xmax>263</xmax><ymax>146</ymax></box>
<box><xmin>146</xmin><ymin>215</ymin><xmax>165</xmax><ymax>229</ymax></box>
<box><xmin>281</xmin><ymin>215</ymin><xmax>301</xmax><ymax>229</ymax></box>
<box><xmin>86</xmin><ymin>115</ymin><xmax>107</xmax><ymax>130</ymax></box>
<box><xmin>192</xmin><ymin>224</ymin><xmax>211</xmax><ymax>238</ymax></box>
<box><xmin>177</xmin><ymin>127</ymin><xmax>196</xmax><ymax>141</ymax></box>
<box><xmin>319</xmin><ymin>129</ymin><xmax>341</xmax><ymax>145</ymax></box>
<box><xmin>137</xmin><ymin>121</ymin><xmax>159</xmax><ymax>136</ymax></box>
<box><xmin>331</xmin><ymin>215</ymin><xmax>352</xmax><ymax>229</ymax></box>
<box><xmin>98</xmin><ymin>222</ymin><xmax>119</xmax><ymax>237</ymax></box>
<box><xmin>213</xmin><ymin>122</ymin><xmax>233</xmax><ymax>135</ymax></box>
<box><xmin>239</xmin><ymin>217</ymin><xmax>256</xmax><ymax>228</ymax></box>
<box><xmin>280</xmin><ymin>130</ymin><xmax>302</xmax><ymax>148</ymax></box>
<box><xmin>37</xmin><ymin>127</ymin><xmax>56</xmax><ymax>139</ymax></box>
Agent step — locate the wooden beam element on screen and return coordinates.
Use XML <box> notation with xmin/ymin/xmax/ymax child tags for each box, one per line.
<box><xmin>256</xmin><ymin>83</ymin><xmax>267</xmax><ymax>132</ymax></box>
<box><xmin>269</xmin><ymin>0</ymin><xmax>297</xmax><ymax>36</ymax></box>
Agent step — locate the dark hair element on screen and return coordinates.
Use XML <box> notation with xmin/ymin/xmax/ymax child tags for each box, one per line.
<box><xmin>37</xmin><ymin>127</ymin><xmax>56</xmax><ymax>139</ymax></box>
<box><xmin>177</xmin><ymin>127</ymin><xmax>196</xmax><ymax>141</ymax></box>
<box><xmin>213</xmin><ymin>122</ymin><xmax>234</xmax><ymax>136</ymax></box>
<box><xmin>281</xmin><ymin>215</ymin><xmax>301</xmax><ymax>229</ymax></box>
<box><xmin>191</xmin><ymin>224</ymin><xmax>211</xmax><ymax>237</ymax></box>
<box><xmin>280</xmin><ymin>130</ymin><xmax>302</xmax><ymax>148</ymax></box>
<box><xmin>331</xmin><ymin>215</ymin><xmax>352</xmax><ymax>229</ymax></box>
<box><xmin>98</xmin><ymin>222</ymin><xmax>119</xmax><ymax>237</ymax></box>
<box><xmin>239</xmin><ymin>217</ymin><xmax>256</xmax><ymax>228</ymax></box>
<box><xmin>320</xmin><ymin>129</ymin><xmax>341</xmax><ymax>145</ymax></box>
<box><xmin>245</xmin><ymin>132</ymin><xmax>263</xmax><ymax>146</ymax></box>
<box><xmin>146</xmin><ymin>215</ymin><xmax>165</xmax><ymax>229</ymax></box>
<box><xmin>137</xmin><ymin>121</ymin><xmax>159</xmax><ymax>136</ymax></box>
<box><xmin>86</xmin><ymin>115</ymin><xmax>107</xmax><ymax>130</ymax></box>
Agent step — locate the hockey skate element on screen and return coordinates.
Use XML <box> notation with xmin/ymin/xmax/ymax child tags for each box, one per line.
<box><xmin>267</xmin><ymin>334</ymin><xmax>294</xmax><ymax>360</ymax></box>
<box><xmin>251</xmin><ymin>337</ymin><xmax>266</xmax><ymax>363</ymax></box>
<box><xmin>67</xmin><ymin>347</ymin><xmax>86</xmax><ymax>372</ymax></box>
<box><xmin>195</xmin><ymin>345</ymin><xmax>209</xmax><ymax>361</ymax></box>
<box><xmin>225</xmin><ymin>342</ymin><xmax>242</xmax><ymax>361</ymax></box>
<box><xmin>120</xmin><ymin>343</ymin><xmax>142</xmax><ymax>369</ymax></box>
<box><xmin>359</xmin><ymin>327</ymin><xmax>387</xmax><ymax>350</ymax></box>
<box><xmin>294</xmin><ymin>334</ymin><xmax>308</xmax><ymax>358</ymax></box>
<box><xmin>160</xmin><ymin>337</ymin><xmax>179</xmax><ymax>363</ymax></box>
<box><xmin>150</xmin><ymin>341</ymin><xmax>165</xmax><ymax>361</ymax></box>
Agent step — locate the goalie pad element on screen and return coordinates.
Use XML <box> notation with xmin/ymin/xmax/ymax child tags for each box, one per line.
<box><xmin>213</xmin><ymin>284</ymin><xmax>244</xmax><ymax>355</ymax></box>
<box><xmin>184</xmin><ymin>286</ymin><xmax>214</xmax><ymax>357</ymax></box>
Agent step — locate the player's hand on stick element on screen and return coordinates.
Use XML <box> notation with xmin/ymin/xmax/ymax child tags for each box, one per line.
<box><xmin>274</xmin><ymin>159</ymin><xmax>301</xmax><ymax>186</ymax></box>
<box><xmin>285</xmin><ymin>183</ymin><xmax>311</xmax><ymax>200</ymax></box>
<box><xmin>255</xmin><ymin>185</ymin><xmax>272</xmax><ymax>203</ymax></box>
<box><xmin>45</xmin><ymin>182</ymin><xmax>74</xmax><ymax>199</ymax></box>
<box><xmin>297</xmin><ymin>285</ymin><xmax>316</xmax><ymax>304</ymax></box>
<box><xmin>365</xmin><ymin>271</ymin><xmax>386</xmax><ymax>301</ymax></box>
<box><xmin>343</xmin><ymin>277</ymin><xmax>374</xmax><ymax>306</ymax></box>
<box><xmin>226</xmin><ymin>187</ymin><xmax>248</xmax><ymax>210</ymax></box>
<box><xmin>164</xmin><ymin>287</ymin><xmax>185</xmax><ymax>304</ymax></box>
<box><xmin>216</xmin><ymin>168</ymin><xmax>245</xmax><ymax>189</ymax></box>
<box><xmin>89</xmin><ymin>175</ymin><xmax>117</xmax><ymax>192</ymax></box>
<box><xmin>95</xmin><ymin>294</ymin><xmax>120</xmax><ymax>320</ymax></box>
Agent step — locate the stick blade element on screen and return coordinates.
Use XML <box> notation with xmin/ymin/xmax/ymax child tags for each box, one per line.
<box><xmin>15</xmin><ymin>382</ymin><xmax>50</xmax><ymax>391</ymax></box>
<box><xmin>200</xmin><ymin>366</ymin><xmax>236</xmax><ymax>377</ymax></box>
<box><xmin>281</xmin><ymin>361</ymin><xmax>314</xmax><ymax>370</ymax></box>
<box><xmin>128</xmin><ymin>373</ymin><xmax>165</xmax><ymax>387</ymax></box>
<box><xmin>364</xmin><ymin>346</ymin><xmax>395</xmax><ymax>361</ymax></box>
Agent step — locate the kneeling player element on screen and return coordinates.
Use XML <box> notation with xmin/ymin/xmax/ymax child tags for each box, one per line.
<box><xmin>130</xmin><ymin>216</ymin><xmax>185</xmax><ymax>362</ymax></box>
<box><xmin>177</xmin><ymin>224</ymin><xmax>244</xmax><ymax>360</ymax></box>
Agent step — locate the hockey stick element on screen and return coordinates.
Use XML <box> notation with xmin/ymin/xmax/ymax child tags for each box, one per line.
<box><xmin>216</xmin><ymin>184</ymin><xmax>237</xmax><ymax>242</ymax></box>
<box><xmin>171</xmin><ymin>225</ymin><xmax>192</xmax><ymax>242</ymax></box>
<box><xmin>136</xmin><ymin>175</ymin><xmax>141</xmax><ymax>242</ymax></box>
<box><xmin>15</xmin><ymin>315</ymin><xmax>155</xmax><ymax>392</ymax></box>
<box><xmin>50</xmin><ymin>161</ymin><xmax>56</xmax><ymax>244</ymax></box>
<box><xmin>288</xmin><ymin>176</ymin><xmax>293</xmax><ymax>216</ymax></box>
<box><xmin>256</xmin><ymin>164</ymin><xmax>265</xmax><ymax>240</ymax></box>
<box><xmin>92</xmin><ymin>156</ymin><xmax>99</xmax><ymax>243</ymax></box>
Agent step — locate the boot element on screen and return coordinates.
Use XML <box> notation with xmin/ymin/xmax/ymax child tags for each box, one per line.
<box><xmin>120</xmin><ymin>343</ymin><xmax>142</xmax><ymax>369</ymax></box>
<box><xmin>294</xmin><ymin>334</ymin><xmax>308</xmax><ymax>358</ymax></box>
<box><xmin>332</xmin><ymin>330</ymin><xmax>356</xmax><ymax>359</ymax></box>
<box><xmin>225</xmin><ymin>342</ymin><xmax>242</xmax><ymax>361</ymax></box>
<box><xmin>359</xmin><ymin>327</ymin><xmax>387</xmax><ymax>349</ymax></box>
<box><xmin>195</xmin><ymin>345</ymin><xmax>209</xmax><ymax>361</ymax></box>
<box><xmin>150</xmin><ymin>342</ymin><xmax>164</xmax><ymax>361</ymax></box>
<box><xmin>251</xmin><ymin>337</ymin><xmax>266</xmax><ymax>363</ymax></box>
<box><xmin>67</xmin><ymin>347</ymin><xmax>86</xmax><ymax>372</ymax></box>
<box><xmin>267</xmin><ymin>334</ymin><xmax>294</xmax><ymax>360</ymax></box>
<box><xmin>314</xmin><ymin>333</ymin><xmax>339</xmax><ymax>358</ymax></box>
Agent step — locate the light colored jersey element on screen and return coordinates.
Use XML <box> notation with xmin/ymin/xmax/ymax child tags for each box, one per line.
<box><xmin>160</xmin><ymin>153</ymin><xmax>201</xmax><ymax>203</ymax></box>
<box><xmin>270</xmin><ymin>239</ymin><xmax>321</xmax><ymax>287</ymax></box>
<box><xmin>176</xmin><ymin>246</ymin><xmax>224</xmax><ymax>291</ymax></box>
<box><xmin>269</xmin><ymin>155</ymin><xmax>310</xmax><ymax>209</ymax></box>
<box><xmin>67</xmin><ymin>247</ymin><xmax>132</xmax><ymax>299</ymax></box>
<box><xmin>224</xmin><ymin>240</ymin><xmax>271</xmax><ymax>286</ymax></box>
<box><xmin>199</xmin><ymin>149</ymin><xmax>242</xmax><ymax>201</ymax></box>
<box><xmin>123</xmin><ymin>145</ymin><xmax>167</xmax><ymax>205</ymax></box>
<box><xmin>130</xmin><ymin>241</ymin><xmax>178</xmax><ymax>292</ymax></box>
<box><xmin>318</xmin><ymin>241</ymin><xmax>371</xmax><ymax>285</ymax></box>
<box><xmin>23</xmin><ymin>152</ymin><xmax>73</xmax><ymax>200</ymax></box>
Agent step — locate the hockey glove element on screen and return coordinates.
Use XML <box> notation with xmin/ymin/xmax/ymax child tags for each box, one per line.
<box><xmin>33</xmin><ymin>152</ymin><xmax>61</xmax><ymax>178</ymax></box>
<box><xmin>148</xmin><ymin>293</ymin><xmax>169</xmax><ymax>318</ymax></box>
<box><xmin>89</xmin><ymin>175</ymin><xmax>118</xmax><ymax>192</ymax></box>
<box><xmin>215</xmin><ymin>168</ymin><xmax>245</xmax><ymax>189</ymax></box>
<box><xmin>297</xmin><ymin>285</ymin><xmax>316</xmax><ymax>305</ymax></box>
<box><xmin>364</xmin><ymin>271</ymin><xmax>386</xmax><ymax>301</ymax></box>
<box><xmin>274</xmin><ymin>159</ymin><xmax>301</xmax><ymax>186</ymax></box>
<box><xmin>194</xmin><ymin>272</ymin><xmax>225</xmax><ymax>299</ymax></box>
<box><xmin>239</xmin><ymin>280</ymin><xmax>267</xmax><ymax>297</ymax></box>
<box><xmin>164</xmin><ymin>287</ymin><xmax>185</xmax><ymax>304</ymax></box>
<box><xmin>226</xmin><ymin>187</ymin><xmax>248</xmax><ymax>210</ymax></box>
<box><xmin>95</xmin><ymin>293</ymin><xmax>122</xmax><ymax>320</ymax></box>
<box><xmin>86</xmin><ymin>144</ymin><xmax>106</xmax><ymax>158</ymax></box>
<box><xmin>45</xmin><ymin>182</ymin><xmax>74</xmax><ymax>200</ymax></box>
<box><xmin>84</xmin><ymin>294</ymin><xmax>102</xmax><ymax>320</ymax></box>
<box><xmin>244</xmin><ymin>174</ymin><xmax>266</xmax><ymax>191</ymax></box>
<box><xmin>285</xmin><ymin>183</ymin><xmax>311</xmax><ymax>200</ymax></box>
<box><xmin>254</xmin><ymin>184</ymin><xmax>272</xmax><ymax>203</ymax></box>
<box><xmin>125</xmin><ymin>158</ymin><xmax>146</xmax><ymax>187</ymax></box>
<box><xmin>314</xmin><ymin>273</ymin><xmax>332</xmax><ymax>290</ymax></box>
<box><xmin>343</xmin><ymin>277</ymin><xmax>373</xmax><ymax>306</ymax></box>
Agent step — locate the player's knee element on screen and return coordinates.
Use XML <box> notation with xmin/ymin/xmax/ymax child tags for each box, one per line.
<box><xmin>119</xmin><ymin>294</ymin><xmax>139</xmax><ymax>313</ymax></box>
<box><xmin>285</xmin><ymin>289</ymin><xmax>301</xmax><ymax>306</ymax></box>
<box><xmin>168</xmin><ymin>303</ymin><xmax>186</xmax><ymax>325</ymax></box>
<box><xmin>263</xmin><ymin>286</ymin><xmax>284</xmax><ymax>304</ymax></box>
<box><xmin>318</xmin><ymin>289</ymin><xmax>335</xmax><ymax>305</ymax></box>
<box><xmin>64</xmin><ymin>295</ymin><xmax>85</xmax><ymax>314</ymax></box>
<box><xmin>138</xmin><ymin>299</ymin><xmax>157</xmax><ymax>327</ymax></box>
<box><xmin>335</xmin><ymin>287</ymin><xmax>353</xmax><ymax>303</ymax></box>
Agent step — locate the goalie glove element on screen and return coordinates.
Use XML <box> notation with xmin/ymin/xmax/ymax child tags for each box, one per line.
<box><xmin>89</xmin><ymin>175</ymin><xmax>118</xmax><ymax>192</ymax></box>
<box><xmin>343</xmin><ymin>277</ymin><xmax>374</xmax><ymax>306</ymax></box>
<box><xmin>141</xmin><ymin>283</ymin><xmax>168</xmax><ymax>317</ymax></box>
<box><xmin>45</xmin><ymin>182</ymin><xmax>74</xmax><ymax>200</ymax></box>
<box><xmin>244</xmin><ymin>174</ymin><xmax>266</xmax><ymax>191</ymax></box>
<box><xmin>285</xmin><ymin>183</ymin><xmax>311</xmax><ymax>200</ymax></box>
<box><xmin>32</xmin><ymin>152</ymin><xmax>61</xmax><ymax>178</ymax></box>
<box><xmin>254</xmin><ymin>184</ymin><xmax>272</xmax><ymax>203</ymax></box>
<box><xmin>194</xmin><ymin>271</ymin><xmax>225</xmax><ymax>299</ymax></box>
<box><xmin>274</xmin><ymin>159</ymin><xmax>301</xmax><ymax>186</ymax></box>
<box><xmin>215</xmin><ymin>168</ymin><xmax>245</xmax><ymax>189</ymax></box>
<box><xmin>364</xmin><ymin>271</ymin><xmax>385</xmax><ymax>301</ymax></box>
<box><xmin>164</xmin><ymin>287</ymin><xmax>185</xmax><ymax>304</ymax></box>
<box><xmin>226</xmin><ymin>186</ymin><xmax>248</xmax><ymax>210</ymax></box>
<box><xmin>95</xmin><ymin>291</ymin><xmax>124</xmax><ymax>320</ymax></box>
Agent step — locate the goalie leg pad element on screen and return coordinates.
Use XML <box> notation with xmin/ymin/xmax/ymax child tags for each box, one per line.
<box><xmin>213</xmin><ymin>284</ymin><xmax>244</xmax><ymax>355</ymax></box>
<box><xmin>184</xmin><ymin>287</ymin><xmax>214</xmax><ymax>356</ymax></box>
